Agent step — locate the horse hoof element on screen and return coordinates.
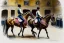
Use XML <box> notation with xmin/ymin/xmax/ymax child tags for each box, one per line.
<box><xmin>13</xmin><ymin>35</ymin><xmax>15</xmax><ymax>37</ymax></box>
<box><xmin>33</xmin><ymin>35</ymin><xmax>35</xmax><ymax>37</ymax></box>
<box><xmin>48</xmin><ymin>37</ymin><xmax>49</xmax><ymax>39</ymax></box>
<box><xmin>22</xmin><ymin>35</ymin><xmax>24</xmax><ymax>37</ymax></box>
<box><xmin>18</xmin><ymin>34</ymin><xmax>20</xmax><ymax>36</ymax></box>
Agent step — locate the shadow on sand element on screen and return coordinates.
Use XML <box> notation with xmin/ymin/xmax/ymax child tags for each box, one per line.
<box><xmin>7</xmin><ymin>35</ymin><xmax>49</xmax><ymax>39</ymax></box>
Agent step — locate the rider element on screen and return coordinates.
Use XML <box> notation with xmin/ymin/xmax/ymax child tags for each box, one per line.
<box><xmin>36</xmin><ymin>7</ymin><xmax>42</xmax><ymax>23</ymax></box>
<box><xmin>17</xmin><ymin>4</ymin><xmax>24</xmax><ymax>23</ymax></box>
<box><xmin>17</xmin><ymin>4</ymin><xmax>27</xmax><ymax>28</ymax></box>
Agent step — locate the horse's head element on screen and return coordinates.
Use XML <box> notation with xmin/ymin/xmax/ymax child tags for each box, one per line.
<box><xmin>44</xmin><ymin>14</ymin><xmax>55</xmax><ymax>24</ymax></box>
<box><xmin>23</xmin><ymin>11</ymin><xmax>34</xmax><ymax>20</ymax></box>
<box><xmin>51</xmin><ymin>14</ymin><xmax>55</xmax><ymax>22</ymax></box>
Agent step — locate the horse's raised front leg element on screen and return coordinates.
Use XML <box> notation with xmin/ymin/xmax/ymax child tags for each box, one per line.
<box><xmin>18</xmin><ymin>27</ymin><xmax>22</xmax><ymax>36</ymax></box>
<box><xmin>38</xmin><ymin>29</ymin><xmax>41</xmax><ymax>38</ymax></box>
<box><xmin>11</xmin><ymin>26</ymin><xmax>15</xmax><ymax>36</ymax></box>
<box><xmin>45</xmin><ymin>28</ymin><xmax>49</xmax><ymax>39</ymax></box>
<box><xmin>31</xmin><ymin>28</ymin><xmax>37</xmax><ymax>37</ymax></box>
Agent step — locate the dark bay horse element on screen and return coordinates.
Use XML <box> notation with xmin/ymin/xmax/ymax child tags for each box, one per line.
<box><xmin>28</xmin><ymin>14</ymin><xmax>54</xmax><ymax>38</ymax></box>
<box><xmin>3</xmin><ymin>12</ymin><xmax>33</xmax><ymax>37</ymax></box>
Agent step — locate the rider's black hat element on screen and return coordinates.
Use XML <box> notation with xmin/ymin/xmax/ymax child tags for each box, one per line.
<box><xmin>18</xmin><ymin>4</ymin><xmax>21</xmax><ymax>7</ymax></box>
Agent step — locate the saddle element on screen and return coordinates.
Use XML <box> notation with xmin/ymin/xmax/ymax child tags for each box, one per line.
<box><xmin>40</xmin><ymin>19</ymin><xmax>47</xmax><ymax>26</ymax></box>
<box><xmin>34</xmin><ymin>19</ymin><xmax>38</xmax><ymax>24</ymax></box>
<box><xmin>34</xmin><ymin>18</ymin><xmax>41</xmax><ymax>24</ymax></box>
<box><xmin>14</xmin><ymin>18</ymin><xmax>27</xmax><ymax>27</ymax></box>
<box><xmin>34</xmin><ymin>19</ymin><xmax>47</xmax><ymax>26</ymax></box>
<box><xmin>14</xmin><ymin>18</ymin><xmax>20</xmax><ymax>24</ymax></box>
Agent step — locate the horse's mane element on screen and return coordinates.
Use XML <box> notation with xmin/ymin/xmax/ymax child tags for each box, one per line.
<box><xmin>44</xmin><ymin>14</ymin><xmax>50</xmax><ymax>18</ymax></box>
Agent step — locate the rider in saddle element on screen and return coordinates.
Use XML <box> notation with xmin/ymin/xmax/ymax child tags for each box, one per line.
<box><xmin>36</xmin><ymin>7</ymin><xmax>42</xmax><ymax>24</ymax></box>
<box><xmin>17</xmin><ymin>4</ymin><xmax>26</xmax><ymax>27</ymax></box>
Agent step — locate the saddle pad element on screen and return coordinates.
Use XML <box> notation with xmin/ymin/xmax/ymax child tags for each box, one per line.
<box><xmin>40</xmin><ymin>20</ymin><xmax>46</xmax><ymax>26</ymax></box>
<box><xmin>15</xmin><ymin>18</ymin><xmax>19</xmax><ymax>24</ymax></box>
<box><xmin>18</xmin><ymin>17</ymin><xmax>22</xmax><ymax>22</ymax></box>
<box><xmin>34</xmin><ymin>19</ymin><xmax>38</xmax><ymax>23</ymax></box>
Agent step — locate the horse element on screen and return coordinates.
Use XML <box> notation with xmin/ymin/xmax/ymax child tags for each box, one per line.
<box><xmin>3</xmin><ymin>11</ymin><xmax>34</xmax><ymax>37</ymax></box>
<box><xmin>28</xmin><ymin>14</ymin><xmax>55</xmax><ymax>38</ymax></box>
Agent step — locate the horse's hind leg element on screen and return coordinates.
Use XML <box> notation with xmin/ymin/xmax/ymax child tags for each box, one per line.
<box><xmin>45</xmin><ymin>28</ymin><xmax>49</xmax><ymax>39</ymax></box>
<box><xmin>5</xmin><ymin>26</ymin><xmax>9</xmax><ymax>35</ymax></box>
<box><xmin>31</xmin><ymin>28</ymin><xmax>37</xmax><ymax>37</ymax></box>
<box><xmin>5</xmin><ymin>26</ymin><xmax>9</xmax><ymax>36</ymax></box>
<box><xmin>11</xmin><ymin>26</ymin><xmax>15</xmax><ymax>36</ymax></box>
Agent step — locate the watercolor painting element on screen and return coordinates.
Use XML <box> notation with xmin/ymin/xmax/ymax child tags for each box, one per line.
<box><xmin>0</xmin><ymin>0</ymin><xmax>63</xmax><ymax>41</ymax></box>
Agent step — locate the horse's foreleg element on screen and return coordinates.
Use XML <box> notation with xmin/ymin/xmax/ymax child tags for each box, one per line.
<box><xmin>18</xmin><ymin>27</ymin><xmax>22</xmax><ymax>36</ymax></box>
<box><xmin>45</xmin><ymin>29</ymin><xmax>49</xmax><ymax>39</ymax></box>
<box><xmin>22</xmin><ymin>27</ymin><xmax>25</xmax><ymax>37</ymax></box>
<box><xmin>31</xmin><ymin>28</ymin><xmax>36</xmax><ymax>37</ymax></box>
<box><xmin>11</xmin><ymin>26</ymin><xmax>15</xmax><ymax>36</ymax></box>
<box><xmin>38</xmin><ymin>29</ymin><xmax>41</xmax><ymax>38</ymax></box>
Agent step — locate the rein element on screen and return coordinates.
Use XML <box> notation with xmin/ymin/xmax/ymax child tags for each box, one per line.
<box><xmin>44</xmin><ymin>15</ymin><xmax>51</xmax><ymax>19</ymax></box>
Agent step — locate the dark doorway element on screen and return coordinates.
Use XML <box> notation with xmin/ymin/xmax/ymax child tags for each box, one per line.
<box><xmin>23</xmin><ymin>9</ymin><xmax>30</xmax><ymax>13</ymax></box>
<box><xmin>2</xmin><ymin>9</ymin><xmax>8</xmax><ymax>19</ymax></box>
<box><xmin>11</xmin><ymin>10</ymin><xmax>15</xmax><ymax>17</ymax></box>
<box><xmin>45</xmin><ymin>10</ymin><xmax>51</xmax><ymax>15</ymax></box>
<box><xmin>32</xmin><ymin>9</ymin><xmax>37</xmax><ymax>16</ymax></box>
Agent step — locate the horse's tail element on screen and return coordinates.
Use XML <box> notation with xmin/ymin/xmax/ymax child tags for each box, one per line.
<box><xmin>28</xmin><ymin>19</ymin><xmax>34</xmax><ymax>28</ymax></box>
<box><xmin>28</xmin><ymin>19</ymin><xmax>31</xmax><ymax>24</ymax></box>
<box><xmin>3</xmin><ymin>19</ymin><xmax>7</xmax><ymax>35</ymax></box>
